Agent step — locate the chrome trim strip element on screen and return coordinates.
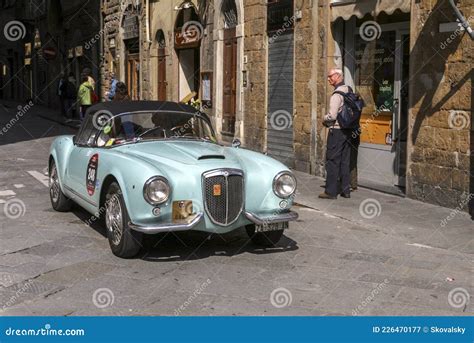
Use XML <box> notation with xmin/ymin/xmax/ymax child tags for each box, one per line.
<box><xmin>129</xmin><ymin>212</ymin><xmax>204</xmax><ymax>234</ymax></box>
<box><xmin>244</xmin><ymin>211</ymin><xmax>299</xmax><ymax>225</ymax></box>
<box><xmin>202</xmin><ymin>168</ymin><xmax>245</xmax><ymax>227</ymax></box>
<box><xmin>64</xmin><ymin>185</ymin><xmax>98</xmax><ymax>207</ymax></box>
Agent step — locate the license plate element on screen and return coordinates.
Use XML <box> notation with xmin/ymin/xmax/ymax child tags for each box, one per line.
<box><xmin>255</xmin><ymin>222</ymin><xmax>289</xmax><ymax>233</ymax></box>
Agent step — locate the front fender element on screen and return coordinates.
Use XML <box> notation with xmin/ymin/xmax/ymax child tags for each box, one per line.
<box><xmin>232</xmin><ymin>148</ymin><xmax>295</xmax><ymax>215</ymax></box>
<box><xmin>95</xmin><ymin>151</ymin><xmax>169</xmax><ymax>223</ymax></box>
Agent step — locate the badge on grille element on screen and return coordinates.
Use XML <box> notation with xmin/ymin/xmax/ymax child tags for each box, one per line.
<box><xmin>213</xmin><ymin>184</ymin><xmax>222</xmax><ymax>196</ymax></box>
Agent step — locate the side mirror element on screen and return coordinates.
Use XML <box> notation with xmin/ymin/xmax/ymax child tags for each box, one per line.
<box><xmin>232</xmin><ymin>138</ymin><xmax>241</xmax><ymax>148</ymax></box>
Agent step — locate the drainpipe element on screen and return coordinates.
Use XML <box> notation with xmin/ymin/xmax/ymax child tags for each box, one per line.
<box><xmin>146</xmin><ymin>0</ymin><xmax>151</xmax><ymax>43</ymax></box>
<box><xmin>448</xmin><ymin>0</ymin><xmax>474</xmax><ymax>40</ymax></box>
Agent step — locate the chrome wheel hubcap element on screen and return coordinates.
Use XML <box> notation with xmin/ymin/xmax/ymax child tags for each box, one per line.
<box><xmin>105</xmin><ymin>194</ymin><xmax>123</xmax><ymax>246</ymax></box>
<box><xmin>49</xmin><ymin>164</ymin><xmax>60</xmax><ymax>203</ymax></box>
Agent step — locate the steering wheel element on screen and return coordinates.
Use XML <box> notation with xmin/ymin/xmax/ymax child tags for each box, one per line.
<box><xmin>138</xmin><ymin>126</ymin><xmax>163</xmax><ymax>139</ymax></box>
<box><xmin>171</xmin><ymin>125</ymin><xmax>194</xmax><ymax>137</ymax></box>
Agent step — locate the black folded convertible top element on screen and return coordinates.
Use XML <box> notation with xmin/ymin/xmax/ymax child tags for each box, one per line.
<box><xmin>86</xmin><ymin>101</ymin><xmax>200</xmax><ymax>117</ymax></box>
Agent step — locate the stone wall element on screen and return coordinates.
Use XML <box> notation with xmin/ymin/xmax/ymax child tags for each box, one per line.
<box><xmin>242</xmin><ymin>0</ymin><xmax>267</xmax><ymax>152</ymax></box>
<box><xmin>293</xmin><ymin>0</ymin><xmax>314</xmax><ymax>173</ymax></box>
<box><xmin>407</xmin><ymin>0</ymin><xmax>472</xmax><ymax>211</ymax></box>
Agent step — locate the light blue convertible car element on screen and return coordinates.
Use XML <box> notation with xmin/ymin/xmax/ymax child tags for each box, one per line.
<box><xmin>49</xmin><ymin>102</ymin><xmax>298</xmax><ymax>258</ymax></box>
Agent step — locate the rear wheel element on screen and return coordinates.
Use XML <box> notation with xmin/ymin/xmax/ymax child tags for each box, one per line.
<box><xmin>245</xmin><ymin>224</ymin><xmax>284</xmax><ymax>247</ymax></box>
<box><xmin>49</xmin><ymin>160</ymin><xmax>72</xmax><ymax>212</ymax></box>
<box><xmin>105</xmin><ymin>182</ymin><xmax>143</xmax><ymax>258</ymax></box>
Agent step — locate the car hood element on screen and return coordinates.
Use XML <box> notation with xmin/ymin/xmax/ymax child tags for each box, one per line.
<box><xmin>115</xmin><ymin>140</ymin><xmax>239</xmax><ymax>165</ymax></box>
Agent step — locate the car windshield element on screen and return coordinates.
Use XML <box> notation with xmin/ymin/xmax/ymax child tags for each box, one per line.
<box><xmin>95</xmin><ymin>111</ymin><xmax>217</xmax><ymax>147</ymax></box>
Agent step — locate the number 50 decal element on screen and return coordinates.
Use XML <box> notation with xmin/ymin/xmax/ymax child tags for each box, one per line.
<box><xmin>86</xmin><ymin>154</ymin><xmax>99</xmax><ymax>196</ymax></box>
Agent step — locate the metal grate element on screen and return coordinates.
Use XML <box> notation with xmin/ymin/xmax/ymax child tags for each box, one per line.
<box><xmin>203</xmin><ymin>169</ymin><xmax>244</xmax><ymax>226</ymax></box>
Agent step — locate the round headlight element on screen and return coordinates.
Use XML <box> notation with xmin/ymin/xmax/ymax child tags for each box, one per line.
<box><xmin>144</xmin><ymin>177</ymin><xmax>170</xmax><ymax>205</ymax></box>
<box><xmin>273</xmin><ymin>172</ymin><xmax>297</xmax><ymax>198</ymax></box>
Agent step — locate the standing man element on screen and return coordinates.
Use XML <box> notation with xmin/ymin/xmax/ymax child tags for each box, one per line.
<box><xmin>77</xmin><ymin>73</ymin><xmax>93</xmax><ymax>120</ymax></box>
<box><xmin>319</xmin><ymin>68</ymin><xmax>352</xmax><ymax>199</ymax></box>
<box><xmin>57</xmin><ymin>73</ymin><xmax>67</xmax><ymax>117</ymax></box>
<box><xmin>106</xmin><ymin>72</ymin><xmax>118</xmax><ymax>101</ymax></box>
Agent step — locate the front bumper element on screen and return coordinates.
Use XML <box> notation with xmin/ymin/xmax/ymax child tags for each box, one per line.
<box><xmin>129</xmin><ymin>210</ymin><xmax>299</xmax><ymax>234</ymax></box>
<box><xmin>244</xmin><ymin>211</ymin><xmax>299</xmax><ymax>225</ymax></box>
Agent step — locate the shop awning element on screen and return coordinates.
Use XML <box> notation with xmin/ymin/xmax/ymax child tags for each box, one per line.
<box><xmin>330</xmin><ymin>0</ymin><xmax>411</xmax><ymax>21</ymax></box>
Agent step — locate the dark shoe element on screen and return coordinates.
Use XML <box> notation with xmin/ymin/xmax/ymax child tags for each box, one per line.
<box><xmin>319</xmin><ymin>192</ymin><xmax>337</xmax><ymax>200</ymax></box>
<box><xmin>340</xmin><ymin>193</ymin><xmax>351</xmax><ymax>199</ymax></box>
<box><xmin>351</xmin><ymin>186</ymin><xmax>358</xmax><ymax>191</ymax></box>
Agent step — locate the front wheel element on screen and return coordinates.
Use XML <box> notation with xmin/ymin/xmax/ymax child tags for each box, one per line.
<box><xmin>49</xmin><ymin>160</ymin><xmax>72</xmax><ymax>212</ymax></box>
<box><xmin>245</xmin><ymin>224</ymin><xmax>284</xmax><ymax>247</ymax></box>
<box><xmin>104</xmin><ymin>182</ymin><xmax>143</xmax><ymax>258</ymax></box>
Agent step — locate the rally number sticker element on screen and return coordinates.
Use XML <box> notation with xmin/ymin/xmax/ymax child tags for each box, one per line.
<box><xmin>86</xmin><ymin>154</ymin><xmax>99</xmax><ymax>196</ymax></box>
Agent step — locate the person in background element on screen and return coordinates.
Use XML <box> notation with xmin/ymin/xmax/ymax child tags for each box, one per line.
<box><xmin>82</xmin><ymin>67</ymin><xmax>98</xmax><ymax>104</ymax></box>
<box><xmin>64</xmin><ymin>72</ymin><xmax>77</xmax><ymax>122</ymax></box>
<box><xmin>57</xmin><ymin>73</ymin><xmax>67</xmax><ymax>117</ymax></box>
<box><xmin>113</xmin><ymin>82</ymin><xmax>134</xmax><ymax>138</ymax></box>
<box><xmin>113</xmin><ymin>82</ymin><xmax>130</xmax><ymax>101</ymax></box>
<box><xmin>319</xmin><ymin>68</ymin><xmax>352</xmax><ymax>200</ymax></box>
<box><xmin>77</xmin><ymin>73</ymin><xmax>93</xmax><ymax>120</ymax></box>
<box><xmin>107</xmin><ymin>72</ymin><xmax>118</xmax><ymax>101</ymax></box>
<box><xmin>350</xmin><ymin>132</ymin><xmax>360</xmax><ymax>191</ymax></box>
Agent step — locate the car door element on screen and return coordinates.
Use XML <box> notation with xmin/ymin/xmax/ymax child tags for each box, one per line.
<box><xmin>66</xmin><ymin>116</ymin><xmax>101</xmax><ymax>205</ymax></box>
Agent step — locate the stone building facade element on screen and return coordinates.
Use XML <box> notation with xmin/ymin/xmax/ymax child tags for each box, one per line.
<box><xmin>100</xmin><ymin>0</ymin><xmax>472</xmax><ymax>214</ymax></box>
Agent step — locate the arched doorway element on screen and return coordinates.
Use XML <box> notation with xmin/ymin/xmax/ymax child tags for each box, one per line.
<box><xmin>156</xmin><ymin>30</ymin><xmax>167</xmax><ymax>101</ymax></box>
<box><xmin>221</xmin><ymin>0</ymin><xmax>238</xmax><ymax>134</ymax></box>
<box><xmin>174</xmin><ymin>3</ymin><xmax>202</xmax><ymax>102</ymax></box>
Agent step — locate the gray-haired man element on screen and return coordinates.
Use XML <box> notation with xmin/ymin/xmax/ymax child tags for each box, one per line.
<box><xmin>319</xmin><ymin>68</ymin><xmax>352</xmax><ymax>199</ymax></box>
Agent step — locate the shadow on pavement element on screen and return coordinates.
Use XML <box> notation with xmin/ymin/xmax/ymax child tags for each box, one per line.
<box><xmin>72</xmin><ymin>205</ymin><xmax>299</xmax><ymax>261</ymax></box>
<box><xmin>0</xmin><ymin>100</ymin><xmax>77</xmax><ymax>146</ymax></box>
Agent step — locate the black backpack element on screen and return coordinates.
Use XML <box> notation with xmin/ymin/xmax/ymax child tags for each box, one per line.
<box><xmin>65</xmin><ymin>81</ymin><xmax>77</xmax><ymax>99</ymax></box>
<box><xmin>333</xmin><ymin>86</ymin><xmax>364</xmax><ymax>129</ymax></box>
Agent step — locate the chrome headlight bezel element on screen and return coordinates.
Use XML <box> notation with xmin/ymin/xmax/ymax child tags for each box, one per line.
<box><xmin>273</xmin><ymin>171</ymin><xmax>297</xmax><ymax>199</ymax></box>
<box><xmin>143</xmin><ymin>176</ymin><xmax>171</xmax><ymax>205</ymax></box>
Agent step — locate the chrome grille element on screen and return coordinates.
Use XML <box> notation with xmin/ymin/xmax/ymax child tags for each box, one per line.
<box><xmin>203</xmin><ymin>169</ymin><xmax>244</xmax><ymax>226</ymax></box>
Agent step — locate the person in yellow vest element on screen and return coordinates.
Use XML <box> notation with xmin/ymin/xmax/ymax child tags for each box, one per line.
<box><xmin>77</xmin><ymin>73</ymin><xmax>93</xmax><ymax>120</ymax></box>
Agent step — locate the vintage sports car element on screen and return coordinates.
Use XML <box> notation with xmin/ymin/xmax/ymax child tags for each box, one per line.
<box><xmin>49</xmin><ymin>102</ymin><xmax>298</xmax><ymax>258</ymax></box>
